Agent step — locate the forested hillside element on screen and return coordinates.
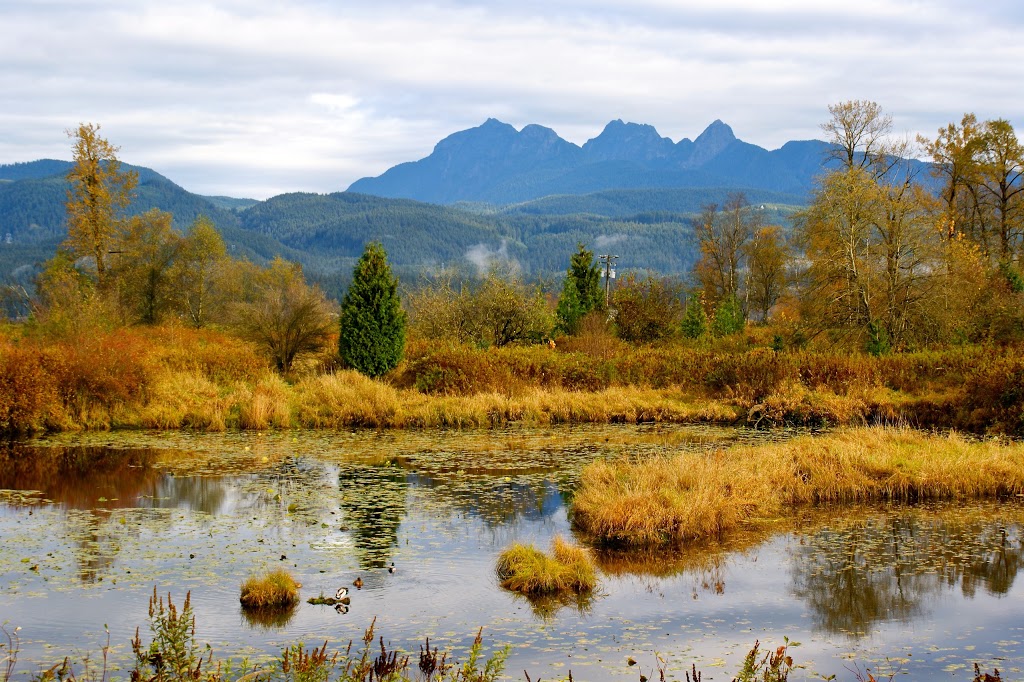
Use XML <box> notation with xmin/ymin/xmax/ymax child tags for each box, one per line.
<box><xmin>3</xmin><ymin>160</ymin><xmax>797</xmax><ymax>294</ymax></box>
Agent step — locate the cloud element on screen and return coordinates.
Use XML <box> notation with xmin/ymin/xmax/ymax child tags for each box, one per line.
<box><xmin>595</xmin><ymin>234</ymin><xmax>628</xmax><ymax>250</ymax></box>
<box><xmin>1</xmin><ymin>0</ymin><xmax>1022</xmax><ymax>198</ymax></box>
<box><xmin>465</xmin><ymin>240</ymin><xmax>519</xmax><ymax>276</ymax></box>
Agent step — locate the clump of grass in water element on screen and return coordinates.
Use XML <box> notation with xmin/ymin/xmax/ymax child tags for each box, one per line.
<box><xmin>496</xmin><ymin>536</ymin><xmax>596</xmax><ymax>595</ymax></box>
<box><xmin>240</xmin><ymin>568</ymin><xmax>300</xmax><ymax>609</ymax></box>
<box><xmin>573</xmin><ymin>427</ymin><xmax>1024</xmax><ymax>546</ymax></box>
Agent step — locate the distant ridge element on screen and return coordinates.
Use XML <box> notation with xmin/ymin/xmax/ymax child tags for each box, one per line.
<box><xmin>348</xmin><ymin>119</ymin><xmax>838</xmax><ymax>204</ymax></box>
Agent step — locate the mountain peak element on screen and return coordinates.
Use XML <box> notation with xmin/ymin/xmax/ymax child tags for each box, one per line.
<box><xmin>583</xmin><ymin>120</ymin><xmax>675</xmax><ymax>163</ymax></box>
<box><xmin>688</xmin><ymin>120</ymin><xmax>737</xmax><ymax>164</ymax></box>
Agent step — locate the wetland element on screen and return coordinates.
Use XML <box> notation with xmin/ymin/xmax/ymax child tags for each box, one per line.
<box><xmin>2</xmin><ymin>425</ymin><xmax>1023</xmax><ymax>681</ymax></box>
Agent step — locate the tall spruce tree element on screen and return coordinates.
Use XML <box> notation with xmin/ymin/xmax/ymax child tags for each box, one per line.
<box><xmin>568</xmin><ymin>243</ymin><xmax>603</xmax><ymax>313</ymax></box>
<box><xmin>556</xmin><ymin>243</ymin><xmax>602</xmax><ymax>334</ymax></box>
<box><xmin>339</xmin><ymin>242</ymin><xmax>406</xmax><ymax>377</ymax></box>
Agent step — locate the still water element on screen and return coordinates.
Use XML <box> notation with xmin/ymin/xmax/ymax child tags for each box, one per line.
<box><xmin>1</xmin><ymin>425</ymin><xmax>1022</xmax><ymax>681</ymax></box>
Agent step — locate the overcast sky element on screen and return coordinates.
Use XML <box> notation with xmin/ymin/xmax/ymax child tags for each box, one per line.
<box><xmin>2</xmin><ymin>0</ymin><xmax>1022</xmax><ymax>199</ymax></box>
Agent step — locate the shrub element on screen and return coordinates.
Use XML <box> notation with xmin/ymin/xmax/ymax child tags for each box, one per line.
<box><xmin>240</xmin><ymin>568</ymin><xmax>300</xmax><ymax>609</ymax></box>
<box><xmin>612</xmin><ymin>275</ymin><xmax>683</xmax><ymax>343</ymax></box>
<box><xmin>0</xmin><ymin>345</ymin><xmax>59</xmax><ymax>432</ymax></box>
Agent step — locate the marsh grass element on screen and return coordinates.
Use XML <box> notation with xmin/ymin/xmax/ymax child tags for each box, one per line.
<box><xmin>496</xmin><ymin>536</ymin><xmax>596</xmax><ymax>596</ymax></box>
<box><xmin>3</xmin><ymin>323</ymin><xmax>1024</xmax><ymax>435</ymax></box>
<box><xmin>239</xmin><ymin>569</ymin><xmax>300</xmax><ymax>609</ymax></box>
<box><xmin>573</xmin><ymin>428</ymin><xmax>1024</xmax><ymax>546</ymax></box>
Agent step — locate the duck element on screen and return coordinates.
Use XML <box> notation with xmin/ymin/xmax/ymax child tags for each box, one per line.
<box><xmin>353</xmin><ymin>577</ymin><xmax>364</xmax><ymax>589</ymax></box>
<box><xmin>335</xmin><ymin>586</ymin><xmax>350</xmax><ymax>601</ymax></box>
<box><xmin>334</xmin><ymin>602</ymin><xmax>349</xmax><ymax>614</ymax></box>
<box><xmin>388</xmin><ymin>562</ymin><xmax>396</xmax><ymax>574</ymax></box>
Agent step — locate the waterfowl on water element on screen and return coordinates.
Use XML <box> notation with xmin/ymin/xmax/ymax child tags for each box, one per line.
<box><xmin>353</xmin><ymin>577</ymin><xmax>364</xmax><ymax>588</ymax></box>
<box><xmin>388</xmin><ymin>562</ymin><xmax>396</xmax><ymax>574</ymax></box>
<box><xmin>335</xmin><ymin>602</ymin><xmax>349</xmax><ymax>614</ymax></box>
<box><xmin>335</xmin><ymin>586</ymin><xmax>349</xmax><ymax>600</ymax></box>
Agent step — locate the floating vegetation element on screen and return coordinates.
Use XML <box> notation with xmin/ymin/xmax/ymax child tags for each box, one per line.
<box><xmin>307</xmin><ymin>587</ymin><xmax>351</xmax><ymax>606</ymax></box>
<box><xmin>240</xmin><ymin>568</ymin><xmax>300</xmax><ymax>609</ymax></box>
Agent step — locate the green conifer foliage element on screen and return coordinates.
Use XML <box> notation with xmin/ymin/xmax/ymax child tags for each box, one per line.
<box><xmin>555</xmin><ymin>277</ymin><xmax>585</xmax><ymax>335</ymax></box>
<box><xmin>681</xmin><ymin>293</ymin><xmax>709</xmax><ymax>339</ymax></box>
<box><xmin>712</xmin><ymin>294</ymin><xmax>745</xmax><ymax>337</ymax></box>
<box><xmin>339</xmin><ymin>242</ymin><xmax>407</xmax><ymax>377</ymax></box>
<box><xmin>556</xmin><ymin>243</ymin><xmax>603</xmax><ymax>335</ymax></box>
<box><xmin>568</xmin><ymin>243</ymin><xmax>603</xmax><ymax>313</ymax></box>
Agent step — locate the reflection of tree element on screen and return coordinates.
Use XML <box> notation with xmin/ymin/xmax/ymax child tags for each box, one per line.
<box><xmin>338</xmin><ymin>460</ymin><xmax>408</xmax><ymax>569</ymax></box>
<box><xmin>0</xmin><ymin>443</ymin><xmax>161</xmax><ymax>509</ymax></box>
<box><xmin>0</xmin><ymin>443</ymin><xmax>168</xmax><ymax>583</ymax></box>
<box><xmin>791</xmin><ymin>510</ymin><xmax>1023</xmax><ymax>638</ymax></box>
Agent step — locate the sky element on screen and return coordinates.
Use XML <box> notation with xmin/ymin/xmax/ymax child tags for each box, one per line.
<box><xmin>2</xmin><ymin>0</ymin><xmax>1023</xmax><ymax>200</ymax></box>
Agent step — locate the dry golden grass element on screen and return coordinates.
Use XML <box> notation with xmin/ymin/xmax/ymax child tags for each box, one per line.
<box><xmin>495</xmin><ymin>536</ymin><xmax>597</xmax><ymax>595</ymax></box>
<box><xmin>238</xmin><ymin>374</ymin><xmax>293</xmax><ymax>429</ymax></box>
<box><xmin>572</xmin><ymin>427</ymin><xmax>1024</xmax><ymax>546</ymax></box>
<box><xmin>239</xmin><ymin>568</ymin><xmax>300</xmax><ymax>608</ymax></box>
<box><xmin>2</xmin><ymin>322</ymin><xmax>1022</xmax><ymax>435</ymax></box>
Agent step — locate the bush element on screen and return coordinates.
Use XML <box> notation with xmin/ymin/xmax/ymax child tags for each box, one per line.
<box><xmin>407</xmin><ymin>271</ymin><xmax>551</xmax><ymax>349</ymax></box>
<box><xmin>611</xmin><ymin>275</ymin><xmax>683</xmax><ymax>343</ymax></box>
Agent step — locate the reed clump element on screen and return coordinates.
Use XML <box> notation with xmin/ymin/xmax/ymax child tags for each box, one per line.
<box><xmin>573</xmin><ymin>428</ymin><xmax>1024</xmax><ymax>546</ymax></box>
<box><xmin>495</xmin><ymin>536</ymin><xmax>596</xmax><ymax>596</ymax></box>
<box><xmin>239</xmin><ymin>569</ymin><xmax>300</xmax><ymax>609</ymax></box>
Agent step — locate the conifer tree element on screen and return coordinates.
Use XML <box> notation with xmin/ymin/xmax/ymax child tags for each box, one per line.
<box><xmin>555</xmin><ymin>277</ymin><xmax>585</xmax><ymax>335</ymax></box>
<box><xmin>681</xmin><ymin>293</ymin><xmax>708</xmax><ymax>339</ymax></box>
<box><xmin>567</xmin><ymin>243</ymin><xmax>603</xmax><ymax>313</ymax></box>
<box><xmin>339</xmin><ymin>242</ymin><xmax>406</xmax><ymax>377</ymax></box>
<box><xmin>712</xmin><ymin>294</ymin><xmax>745</xmax><ymax>337</ymax></box>
<box><xmin>555</xmin><ymin>243</ymin><xmax>602</xmax><ymax>335</ymax></box>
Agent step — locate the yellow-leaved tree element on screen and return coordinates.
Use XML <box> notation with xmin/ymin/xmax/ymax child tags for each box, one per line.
<box><xmin>64</xmin><ymin>123</ymin><xmax>137</xmax><ymax>289</ymax></box>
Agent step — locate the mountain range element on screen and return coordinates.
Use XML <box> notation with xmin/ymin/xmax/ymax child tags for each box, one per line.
<box><xmin>1</xmin><ymin>118</ymin><xmax>869</xmax><ymax>298</ymax></box>
<box><xmin>349</xmin><ymin>118</ymin><xmax>834</xmax><ymax>204</ymax></box>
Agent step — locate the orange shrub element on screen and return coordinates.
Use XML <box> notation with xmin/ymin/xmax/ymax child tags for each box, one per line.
<box><xmin>0</xmin><ymin>343</ymin><xmax>62</xmax><ymax>431</ymax></box>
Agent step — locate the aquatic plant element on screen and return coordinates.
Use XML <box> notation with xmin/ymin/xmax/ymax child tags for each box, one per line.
<box><xmin>495</xmin><ymin>536</ymin><xmax>596</xmax><ymax>596</ymax></box>
<box><xmin>239</xmin><ymin>569</ymin><xmax>300</xmax><ymax>609</ymax></box>
<box><xmin>732</xmin><ymin>638</ymin><xmax>794</xmax><ymax>682</ymax></box>
<box><xmin>280</xmin><ymin>641</ymin><xmax>338</xmax><ymax>682</ymax></box>
<box><xmin>131</xmin><ymin>588</ymin><xmax>208</xmax><ymax>682</ymax></box>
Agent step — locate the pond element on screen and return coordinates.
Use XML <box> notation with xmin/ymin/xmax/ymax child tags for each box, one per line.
<box><xmin>1</xmin><ymin>425</ymin><xmax>1022</xmax><ymax>681</ymax></box>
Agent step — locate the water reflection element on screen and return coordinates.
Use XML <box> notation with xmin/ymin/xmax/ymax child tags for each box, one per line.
<box><xmin>240</xmin><ymin>603</ymin><xmax>298</xmax><ymax>630</ymax></box>
<box><xmin>338</xmin><ymin>460</ymin><xmax>407</xmax><ymax>570</ymax></box>
<box><xmin>3</xmin><ymin>430</ymin><xmax>1024</xmax><ymax>681</ymax></box>
<box><xmin>0</xmin><ymin>443</ymin><xmax>162</xmax><ymax>509</ymax></box>
<box><xmin>790</xmin><ymin>506</ymin><xmax>1024</xmax><ymax>637</ymax></box>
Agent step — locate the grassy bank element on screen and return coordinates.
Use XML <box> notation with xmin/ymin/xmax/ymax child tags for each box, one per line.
<box><xmin>2</xmin><ymin>325</ymin><xmax>1023</xmax><ymax>435</ymax></box>
<box><xmin>572</xmin><ymin>428</ymin><xmax>1024</xmax><ymax>546</ymax></box>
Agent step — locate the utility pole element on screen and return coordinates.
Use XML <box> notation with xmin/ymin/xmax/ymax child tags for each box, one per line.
<box><xmin>598</xmin><ymin>254</ymin><xmax>618</xmax><ymax>307</ymax></box>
